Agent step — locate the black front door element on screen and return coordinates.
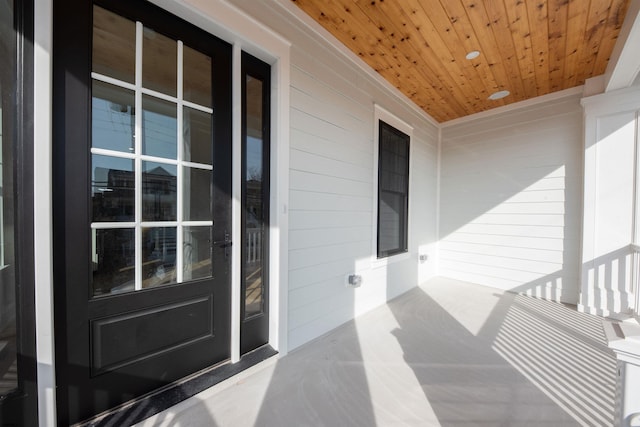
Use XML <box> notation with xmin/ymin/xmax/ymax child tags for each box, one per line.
<box><xmin>53</xmin><ymin>1</ymin><xmax>232</xmax><ymax>424</ymax></box>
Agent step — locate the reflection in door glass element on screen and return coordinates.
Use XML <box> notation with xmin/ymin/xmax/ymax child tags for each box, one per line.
<box><xmin>142</xmin><ymin>26</ymin><xmax>177</xmax><ymax>96</ymax></box>
<box><xmin>142</xmin><ymin>161</ymin><xmax>177</xmax><ymax>222</ymax></box>
<box><xmin>90</xmin><ymin>6</ymin><xmax>214</xmax><ymax>297</ymax></box>
<box><xmin>92</xmin><ymin>5</ymin><xmax>136</xmax><ymax>84</ymax></box>
<box><xmin>184</xmin><ymin>226</ymin><xmax>212</xmax><ymax>281</ymax></box>
<box><xmin>91</xmin><ymin>155</ymin><xmax>135</xmax><ymax>222</ymax></box>
<box><xmin>183</xmin><ymin>166</ymin><xmax>211</xmax><ymax>221</ymax></box>
<box><xmin>244</xmin><ymin>76</ymin><xmax>265</xmax><ymax>319</ymax></box>
<box><xmin>183</xmin><ymin>45</ymin><xmax>212</xmax><ymax>108</ymax></box>
<box><xmin>183</xmin><ymin>107</ymin><xmax>212</xmax><ymax>164</ymax></box>
<box><xmin>92</xmin><ymin>228</ymin><xmax>136</xmax><ymax>295</ymax></box>
<box><xmin>0</xmin><ymin>0</ymin><xmax>18</xmax><ymax>396</ymax></box>
<box><xmin>142</xmin><ymin>227</ymin><xmax>177</xmax><ymax>289</ymax></box>
<box><xmin>92</xmin><ymin>81</ymin><xmax>135</xmax><ymax>153</ymax></box>
<box><xmin>142</xmin><ymin>95</ymin><xmax>177</xmax><ymax>159</ymax></box>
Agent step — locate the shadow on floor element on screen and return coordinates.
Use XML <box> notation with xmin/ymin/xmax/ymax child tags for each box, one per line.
<box><xmin>388</xmin><ymin>278</ymin><xmax>616</xmax><ymax>426</ymax></box>
<box><xmin>138</xmin><ymin>278</ymin><xmax>617</xmax><ymax>426</ymax></box>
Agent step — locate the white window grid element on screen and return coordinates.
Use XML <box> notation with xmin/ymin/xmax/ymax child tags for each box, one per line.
<box><xmin>91</xmin><ymin>21</ymin><xmax>214</xmax><ymax>291</ymax></box>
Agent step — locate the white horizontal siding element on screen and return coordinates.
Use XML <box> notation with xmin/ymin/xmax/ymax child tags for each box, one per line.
<box><xmin>283</xmin><ymin>39</ymin><xmax>438</xmax><ymax>349</ymax></box>
<box><xmin>289</xmin><ymin>210</ymin><xmax>372</xmax><ymax>230</ymax></box>
<box><xmin>440</xmin><ymin>94</ymin><xmax>583</xmax><ymax>304</ymax></box>
<box><xmin>289</xmin><ymin>226</ymin><xmax>372</xmax><ymax>250</ymax></box>
<box><xmin>290</xmin><ymin>170</ymin><xmax>372</xmax><ymax>197</ymax></box>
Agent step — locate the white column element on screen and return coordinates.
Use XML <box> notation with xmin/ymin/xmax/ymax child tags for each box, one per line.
<box><xmin>604</xmin><ymin>320</ymin><xmax>640</xmax><ymax>426</ymax></box>
<box><xmin>579</xmin><ymin>86</ymin><xmax>640</xmax><ymax>317</ymax></box>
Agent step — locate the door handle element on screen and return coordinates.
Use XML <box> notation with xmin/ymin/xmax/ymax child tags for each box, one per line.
<box><xmin>213</xmin><ymin>235</ymin><xmax>233</xmax><ymax>248</ymax></box>
<box><xmin>213</xmin><ymin>232</ymin><xmax>232</xmax><ymax>257</ymax></box>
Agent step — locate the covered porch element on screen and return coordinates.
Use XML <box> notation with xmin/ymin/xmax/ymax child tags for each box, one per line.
<box><xmin>137</xmin><ymin>277</ymin><xmax>616</xmax><ymax>427</ymax></box>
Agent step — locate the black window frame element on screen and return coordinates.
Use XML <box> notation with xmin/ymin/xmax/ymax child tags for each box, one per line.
<box><xmin>377</xmin><ymin>120</ymin><xmax>410</xmax><ymax>258</ymax></box>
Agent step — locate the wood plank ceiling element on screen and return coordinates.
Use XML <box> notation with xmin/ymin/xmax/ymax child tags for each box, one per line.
<box><xmin>291</xmin><ymin>0</ymin><xmax>631</xmax><ymax>122</ymax></box>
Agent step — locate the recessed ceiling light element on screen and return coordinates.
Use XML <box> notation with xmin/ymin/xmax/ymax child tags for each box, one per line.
<box><xmin>465</xmin><ymin>50</ymin><xmax>480</xmax><ymax>60</ymax></box>
<box><xmin>488</xmin><ymin>90</ymin><xmax>510</xmax><ymax>100</ymax></box>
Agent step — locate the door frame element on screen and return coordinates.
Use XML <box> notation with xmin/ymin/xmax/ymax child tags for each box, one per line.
<box><xmin>52</xmin><ymin>0</ymin><xmax>234</xmax><ymax>423</ymax></box>
<box><xmin>36</xmin><ymin>0</ymin><xmax>291</xmax><ymax>422</ymax></box>
<box><xmin>0</xmin><ymin>0</ymin><xmax>38</xmax><ymax>424</ymax></box>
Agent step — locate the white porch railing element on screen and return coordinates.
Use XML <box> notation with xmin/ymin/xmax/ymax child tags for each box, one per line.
<box><xmin>246</xmin><ymin>228</ymin><xmax>262</xmax><ymax>264</ymax></box>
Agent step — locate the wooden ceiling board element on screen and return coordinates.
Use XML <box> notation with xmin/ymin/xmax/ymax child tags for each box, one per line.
<box><xmin>575</xmin><ymin>0</ymin><xmax>614</xmax><ymax>84</ymax></box>
<box><xmin>525</xmin><ymin>0</ymin><xmax>551</xmax><ymax>94</ymax></box>
<box><xmin>291</xmin><ymin>0</ymin><xmax>631</xmax><ymax>122</ymax></box>
<box><xmin>356</xmin><ymin>0</ymin><xmax>484</xmax><ymax>115</ymax></box>
<box><xmin>593</xmin><ymin>0</ymin><xmax>629</xmax><ymax>75</ymax></box>
<box><xmin>504</xmin><ymin>0</ymin><xmax>538</xmax><ymax>98</ymax></box>
<box><xmin>306</xmin><ymin>0</ymin><xmax>459</xmax><ymax>119</ymax></box>
<box><xmin>563</xmin><ymin>0</ymin><xmax>591</xmax><ymax>88</ymax></box>
<box><xmin>436</xmin><ymin>0</ymin><xmax>504</xmax><ymax>100</ymax></box>
<box><xmin>482</xmin><ymin>0</ymin><xmax>530</xmax><ymax>100</ymax></box>
<box><xmin>338</xmin><ymin>0</ymin><xmax>466</xmax><ymax>119</ymax></box>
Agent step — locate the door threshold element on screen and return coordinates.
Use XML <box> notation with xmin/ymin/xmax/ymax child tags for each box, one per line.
<box><xmin>76</xmin><ymin>345</ymin><xmax>278</xmax><ymax>427</ymax></box>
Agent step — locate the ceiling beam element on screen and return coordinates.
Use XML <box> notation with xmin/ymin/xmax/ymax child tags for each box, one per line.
<box><xmin>605</xmin><ymin>0</ymin><xmax>640</xmax><ymax>91</ymax></box>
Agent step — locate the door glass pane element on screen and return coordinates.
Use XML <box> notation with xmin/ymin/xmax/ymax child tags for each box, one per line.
<box><xmin>92</xmin><ymin>5</ymin><xmax>136</xmax><ymax>83</ymax></box>
<box><xmin>90</xmin><ymin>8</ymin><xmax>216</xmax><ymax>297</ymax></box>
<box><xmin>183</xmin><ymin>226</ymin><xmax>212</xmax><ymax>281</ymax></box>
<box><xmin>92</xmin><ymin>228</ymin><xmax>136</xmax><ymax>296</ymax></box>
<box><xmin>244</xmin><ymin>75</ymin><xmax>265</xmax><ymax>319</ymax></box>
<box><xmin>142</xmin><ymin>161</ymin><xmax>177</xmax><ymax>222</ymax></box>
<box><xmin>183</xmin><ymin>107</ymin><xmax>212</xmax><ymax>165</ymax></box>
<box><xmin>183</xmin><ymin>167</ymin><xmax>211</xmax><ymax>221</ymax></box>
<box><xmin>142</xmin><ymin>27</ymin><xmax>177</xmax><ymax>96</ymax></box>
<box><xmin>0</xmin><ymin>0</ymin><xmax>18</xmax><ymax>396</ymax></box>
<box><xmin>183</xmin><ymin>46</ymin><xmax>212</xmax><ymax>108</ymax></box>
<box><xmin>142</xmin><ymin>227</ymin><xmax>177</xmax><ymax>289</ymax></box>
<box><xmin>143</xmin><ymin>95</ymin><xmax>177</xmax><ymax>159</ymax></box>
<box><xmin>92</xmin><ymin>80</ymin><xmax>135</xmax><ymax>153</ymax></box>
<box><xmin>92</xmin><ymin>155</ymin><xmax>135</xmax><ymax>222</ymax></box>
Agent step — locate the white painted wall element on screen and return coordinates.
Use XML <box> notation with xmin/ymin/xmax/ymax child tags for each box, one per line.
<box><xmin>439</xmin><ymin>93</ymin><xmax>583</xmax><ymax>304</ymax></box>
<box><xmin>286</xmin><ymin>25</ymin><xmax>438</xmax><ymax>351</ymax></box>
<box><xmin>580</xmin><ymin>85</ymin><xmax>640</xmax><ymax>317</ymax></box>
<box><xmin>227</xmin><ymin>0</ymin><xmax>439</xmax><ymax>350</ymax></box>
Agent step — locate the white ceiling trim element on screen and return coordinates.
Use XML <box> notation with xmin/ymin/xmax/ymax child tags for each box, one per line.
<box><xmin>440</xmin><ymin>86</ymin><xmax>585</xmax><ymax>128</ymax></box>
<box><xmin>605</xmin><ymin>0</ymin><xmax>640</xmax><ymax>92</ymax></box>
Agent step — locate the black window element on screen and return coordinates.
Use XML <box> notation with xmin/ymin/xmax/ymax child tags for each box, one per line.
<box><xmin>377</xmin><ymin>121</ymin><xmax>409</xmax><ymax>258</ymax></box>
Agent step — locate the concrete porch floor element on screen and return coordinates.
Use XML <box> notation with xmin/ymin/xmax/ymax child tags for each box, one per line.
<box><xmin>136</xmin><ymin>277</ymin><xmax>617</xmax><ymax>427</ymax></box>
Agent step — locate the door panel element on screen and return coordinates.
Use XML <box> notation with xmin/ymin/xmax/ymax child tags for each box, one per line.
<box><xmin>90</xmin><ymin>295</ymin><xmax>213</xmax><ymax>375</ymax></box>
<box><xmin>53</xmin><ymin>0</ymin><xmax>232</xmax><ymax>423</ymax></box>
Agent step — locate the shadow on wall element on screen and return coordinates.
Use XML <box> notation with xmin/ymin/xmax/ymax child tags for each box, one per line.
<box><xmin>388</xmin><ymin>280</ymin><xmax>617</xmax><ymax>427</ymax></box>
<box><xmin>439</xmin><ymin>100</ymin><xmax>584</xmax><ymax>302</ymax></box>
<box><xmin>500</xmin><ymin>245</ymin><xmax>637</xmax><ymax>316</ymax></box>
<box><xmin>580</xmin><ymin>244</ymin><xmax>637</xmax><ymax>315</ymax></box>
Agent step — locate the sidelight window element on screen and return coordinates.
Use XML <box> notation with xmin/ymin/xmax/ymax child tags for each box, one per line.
<box><xmin>0</xmin><ymin>0</ymin><xmax>18</xmax><ymax>397</ymax></box>
<box><xmin>90</xmin><ymin>5</ymin><xmax>215</xmax><ymax>296</ymax></box>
